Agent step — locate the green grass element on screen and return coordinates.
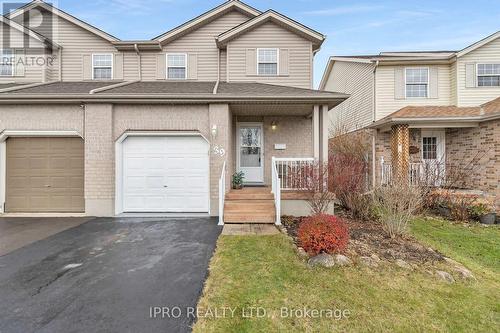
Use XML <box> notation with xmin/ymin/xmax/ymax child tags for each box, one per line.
<box><xmin>194</xmin><ymin>219</ymin><xmax>500</xmax><ymax>332</ymax></box>
<box><xmin>410</xmin><ymin>217</ymin><xmax>500</xmax><ymax>275</ymax></box>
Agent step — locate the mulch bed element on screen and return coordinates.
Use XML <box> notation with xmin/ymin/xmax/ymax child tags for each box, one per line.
<box><xmin>282</xmin><ymin>210</ymin><xmax>444</xmax><ymax>264</ymax></box>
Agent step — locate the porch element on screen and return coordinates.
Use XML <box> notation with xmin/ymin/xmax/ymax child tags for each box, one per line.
<box><xmin>216</xmin><ymin>102</ymin><xmax>333</xmax><ymax>225</ymax></box>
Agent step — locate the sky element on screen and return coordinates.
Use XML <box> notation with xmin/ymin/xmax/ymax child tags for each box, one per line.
<box><xmin>12</xmin><ymin>0</ymin><xmax>500</xmax><ymax>87</ymax></box>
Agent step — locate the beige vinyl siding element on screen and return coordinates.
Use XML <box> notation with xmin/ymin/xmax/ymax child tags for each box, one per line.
<box><xmin>227</xmin><ymin>22</ymin><xmax>313</xmax><ymax>89</ymax></box>
<box><xmin>140</xmin><ymin>52</ymin><xmax>158</xmax><ymax>81</ymax></box>
<box><xmin>146</xmin><ymin>10</ymin><xmax>250</xmax><ymax>81</ymax></box>
<box><xmin>457</xmin><ymin>37</ymin><xmax>500</xmax><ymax>106</ymax></box>
<box><xmin>0</xmin><ymin>23</ymin><xmax>46</xmax><ymax>83</ymax></box>
<box><xmin>375</xmin><ymin>64</ymin><xmax>453</xmax><ymax>120</ymax></box>
<box><xmin>13</xmin><ymin>11</ymin><xmax>118</xmax><ymax>81</ymax></box>
<box><xmin>123</xmin><ymin>52</ymin><xmax>140</xmax><ymax>80</ymax></box>
<box><xmin>220</xmin><ymin>49</ymin><xmax>227</xmax><ymax>81</ymax></box>
<box><xmin>450</xmin><ymin>61</ymin><xmax>457</xmax><ymax>105</ymax></box>
<box><xmin>324</xmin><ymin>61</ymin><xmax>375</xmax><ymax>133</ymax></box>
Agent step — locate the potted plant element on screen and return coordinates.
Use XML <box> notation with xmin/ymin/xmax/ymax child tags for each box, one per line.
<box><xmin>231</xmin><ymin>171</ymin><xmax>245</xmax><ymax>190</ymax></box>
<box><xmin>470</xmin><ymin>203</ymin><xmax>496</xmax><ymax>225</ymax></box>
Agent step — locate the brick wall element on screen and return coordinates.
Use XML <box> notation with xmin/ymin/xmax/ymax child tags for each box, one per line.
<box><xmin>446</xmin><ymin>119</ymin><xmax>500</xmax><ymax>208</ymax></box>
<box><xmin>84</xmin><ymin>104</ymin><xmax>114</xmax><ymax>216</ymax></box>
<box><xmin>0</xmin><ymin>104</ymin><xmax>83</xmax><ymax>134</ymax></box>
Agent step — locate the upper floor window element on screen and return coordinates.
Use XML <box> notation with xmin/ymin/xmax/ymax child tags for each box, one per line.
<box><xmin>477</xmin><ymin>64</ymin><xmax>500</xmax><ymax>87</ymax></box>
<box><xmin>0</xmin><ymin>49</ymin><xmax>13</xmax><ymax>76</ymax></box>
<box><xmin>167</xmin><ymin>53</ymin><xmax>187</xmax><ymax>79</ymax></box>
<box><xmin>405</xmin><ymin>67</ymin><xmax>428</xmax><ymax>98</ymax></box>
<box><xmin>257</xmin><ymin>48</ymin><xmax>278</xmax><ymax>75</ymax></box>
<box><xmin>92</xmin><ymin>54</ymin><xmax>113</xmax><ymax>80</ymax></box>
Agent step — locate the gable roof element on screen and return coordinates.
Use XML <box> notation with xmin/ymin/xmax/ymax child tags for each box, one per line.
<box><xmin>7</xmin><ymin>0</ymin><xmax>120</xmax><ymax>42</ymax></box>
<box><xmin>456</xmin><ymin>30</ymin><xmax>500</xmax><ymax>57</ymax></box>
<box><xmin>153</xmin><ymin>0</ymin><xmax>260</xmax><ymax>44</ymax></box>
<box><xmin>0</xmin><ymin>15</ymin><xmax>60</xmax><ymax>49</ymax></box>
<box><xmin>216</xmin><ymin>10</ymin><xmax>325</xmax><ymax>50</ymax></box>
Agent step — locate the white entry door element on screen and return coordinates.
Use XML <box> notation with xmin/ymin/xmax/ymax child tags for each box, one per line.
<box><xmin>421</xmin><ymin>129</ymin><xmax>446</xmax><ymax>185</ymax></box>
<box><xmin>122</xmin><ymin>136</ymin><xmax>209</xmax><ymax>212</ymax></box>
<box><xmin>237</xmin><ymin>123</ymin><xmax>264</xmax><ymax>183</ymax></box>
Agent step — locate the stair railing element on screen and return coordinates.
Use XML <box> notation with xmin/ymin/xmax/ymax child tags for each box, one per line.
<box><xmin>218</xmin><ymin>161</ymin><xmax>226</xmax><ymax>226</ymax></box>
<box><xmin>271</xmin><ymin>157</ymin><xmax>281</xmax><ymax>225</ymax></box>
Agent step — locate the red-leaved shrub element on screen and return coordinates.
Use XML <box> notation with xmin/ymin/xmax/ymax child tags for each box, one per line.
<box><xmin>297</xmin><ymin>214</ymin><xmax>349</xmax><ymax>255</ymax></box>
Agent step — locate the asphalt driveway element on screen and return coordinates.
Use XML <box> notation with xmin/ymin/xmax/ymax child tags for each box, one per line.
<box><xmin>0</xmin><ymin>217</ymin><xmax>222</xmax><ymax>333</ymax></box>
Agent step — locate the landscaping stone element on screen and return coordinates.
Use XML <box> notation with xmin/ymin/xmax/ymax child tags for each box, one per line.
<box><xmin>334</xmin><ymin>254</ymin><xmax>352</xmax><ymax>266</ymax></box>
<box><xmin>359</xmin><ymin>256</ymin><xmax>379</xmax><ymax>268</ymax></box>
<box><xmin>296</xmin><ymin>247</ymin><xmax>308</xmax><ymax>258</ymax></box>
<box><xmin>435</xmin><ymin>270</ymin><xmax>455</xmax><ymax>283</ymax></box>
<box><xmin>370</xmin><ymin>254</ymin><xmax>381</xmax><ymax>262</ymax></box>
<box><xmin>308</xmin><ymin>253</ymin><xmax>335</xmax><ymax>268</ymax></box>
<box><xmin>453</xmin><ymin>266</ymin><xmax>475</xmax><ymax>280</ymax></box>
<box><xmin>395</xmin><ymin>259</ymin><xmax>412</xmax><ymax>270</ymax></box>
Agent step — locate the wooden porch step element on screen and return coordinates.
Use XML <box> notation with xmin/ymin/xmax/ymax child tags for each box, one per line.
<box><xmin>223</xmin><ymin>188</ymin><xmax>276</xmax><ymax>224</ymax></box>
<box><xmin>224</xmin><ymin>212</ymin><xmax>276</xmax><ymax>224</ymax></box>
<box><xmin>225</xmin><ymin>191</ymin><xmax>274</xmax><ymax>201</ymax></box>
<box><xmin>224</xmin><ymin>200</ymin><xmax>275</xmax><ymax>211</ymax></box>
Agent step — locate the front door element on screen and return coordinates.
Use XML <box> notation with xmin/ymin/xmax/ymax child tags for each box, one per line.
<box><xmin>421</xmin><ymin>129</ymin><xmax>445</xmax><ymax>185</ymax></box>
<box><xmin>237</xmin><ymin>123</ymin><xmax>264</xmax><ymax>183</ymax></box>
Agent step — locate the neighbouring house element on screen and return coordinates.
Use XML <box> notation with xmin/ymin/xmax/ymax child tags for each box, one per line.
<box><xmin>320</xmin><ymin>31</ymin><xmax>500</xmax><ymax>209</ymax></box>
<box><xmin>0</xmin><ymin>0</ymin><xmax>347</xmax><ymax>223</ymax></box>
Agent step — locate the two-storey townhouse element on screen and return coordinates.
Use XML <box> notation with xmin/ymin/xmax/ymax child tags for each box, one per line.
<box><xmin>0</xmin><ymin>0</ymin><xmax>348</xmax><ymax>222</ymax></box>
<box><xmin>321</xmin><ymin>31</ymin><xmax>500</xmax><ymax>209</ymax></box>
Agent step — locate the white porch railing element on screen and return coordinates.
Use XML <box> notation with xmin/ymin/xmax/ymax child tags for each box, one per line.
<box><xmin>271</xmin><ymin>157</ymin><xmax>281</xmax><ymax>225</ymax></box>
<box><xmin>218</xmin><ymin>161</ymin><xmax>226</xmax><ymax>226</ymax></box>
<box><xmin>273</xmin><ymin>157</ymin><xmax>315</xmax><ymax>190</ymax></box>
<box><xmin>381</xmin><ymin>158</ymin><xmax>440</xmax><ymax>186</ymax></box>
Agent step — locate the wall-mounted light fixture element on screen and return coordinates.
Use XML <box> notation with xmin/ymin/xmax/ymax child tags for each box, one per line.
<box><xmin>271</xmin><ymin>121</ymin><xmax>278</xmax><ymax>131</ymax></box>
<box><xmin>211</xmin><ymin>124</ymin><xmax>218</xmax><ymax>138</ymax></box>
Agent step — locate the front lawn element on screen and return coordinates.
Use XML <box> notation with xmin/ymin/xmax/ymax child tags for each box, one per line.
<box><xmin>194</xmin><ymin>219</ymin><xmax>500</xmax><ymax>332</ymax></box>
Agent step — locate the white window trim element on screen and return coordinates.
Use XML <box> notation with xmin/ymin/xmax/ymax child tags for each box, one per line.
<box><xmin>92</xmin><ymin>53</ymin><xmax>114</xmax><ymax>80</ymax></box>
<box><xmin>404</xmin><ymin>66</ymin><xmax>429</xmax><ymax>99</ymax></box>
<box><xmin>0</xmin><ymin>49</ymin><xmax>14</xmax><ymax>77</ymax></box>
<box><xmin>256</xmin><ymin>48</ymin><xmax>279</xmax><ymax>76</ymax></box>
<box><xmin>476</xmin><ymin>63</ymin><xmax>500</xmax><ymax>88</ymax></box>
<box><xmin>166</xmin><ymin>53</ymin><xmax>188</xmax><ymax>80</ymax></box>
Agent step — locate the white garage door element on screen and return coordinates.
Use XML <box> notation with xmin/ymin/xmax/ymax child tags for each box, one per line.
<box><xmin>122</xmin><ymin>136</ymin><xmax>209</xmax><ymax>212</ymax></box>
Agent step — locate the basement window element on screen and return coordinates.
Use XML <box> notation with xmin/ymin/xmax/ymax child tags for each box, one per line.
<box><xmin>477</xmin><ymin>64</ymin><xmax>500</xmax><ymax>86</ymax></box>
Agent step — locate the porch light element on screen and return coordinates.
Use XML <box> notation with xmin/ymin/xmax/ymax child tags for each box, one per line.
<box><xmin>211</xmin><ymin>124</ymin><xmax>218</xmax><ymax>138</ymax></box>
<box><xmin>271</xmin><ymin>121</ymin><xmax>277</xmax><ymax>131</ymax></box>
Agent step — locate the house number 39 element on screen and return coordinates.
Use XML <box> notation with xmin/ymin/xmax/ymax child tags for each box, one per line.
<box><xmin>213</xmin><ymin>145</ymin><xmax>226</xmax><ymax>157</ymax></box>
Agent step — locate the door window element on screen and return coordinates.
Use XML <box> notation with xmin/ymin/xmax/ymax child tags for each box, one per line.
<box><xmin>240</xmin><ymin>127</ymin><xmax>261</xmax><ymax>167</ymax></box>
<box><xmin>422</xmin><ymin>137</ymin><xmax>437</xmax><ymax>160</ymax></box>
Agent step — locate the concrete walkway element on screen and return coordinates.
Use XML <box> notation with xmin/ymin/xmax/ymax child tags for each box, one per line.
<box><xmin>222</xmin><ymin>224</ymin><xmax>280</xmax><ymax>235</ymax></box>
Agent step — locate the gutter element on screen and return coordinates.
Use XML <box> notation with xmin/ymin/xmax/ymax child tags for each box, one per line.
<box><xmin>89</xmin><ymin>80</ymin><xmax>140</xmax><ymax>94</ymax></box>
<box><xmin>368</xmin><ymin>114</ymin><xmax>500</xmax><ymax>129</ymax></box>
<box><xmin>0</xmin><ymin>81</ymin><xmax>54</xmax><ymax>93</ymax></box>
<box><xmin>371</xmin><ymin>60</ymin><xmax>379</xmax><ymax>189</ymax></box>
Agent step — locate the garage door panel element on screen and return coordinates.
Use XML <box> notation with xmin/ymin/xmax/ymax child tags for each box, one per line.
<box><xmin>6</xmin><ymin>137</ymin><xmax>85</xmax><ymax>213</ymax></box>
<box><xmin>123</xmin><ymin>136</ymin><xmax>209</xmax><ymax>213</ymax></box>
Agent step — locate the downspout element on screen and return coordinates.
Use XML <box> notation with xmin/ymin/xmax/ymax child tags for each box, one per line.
<box><xmin>371</xmin><ymin>60</ymin><xmax>379</xmax><ymax>188</ymax></box>
<box><xmin>134</xmin><ymin>43</ymin><xmax>142</xmax><ymax>80</ymax></box>
<box><xmin>58</xmin><ymin>47</ymin><xmax>63</xmax><ymax>81</ymax></box>
<box><xmin>213</xmin><ymin>47</ymin><xmax>220</xmax><ymax>94</ymax></box>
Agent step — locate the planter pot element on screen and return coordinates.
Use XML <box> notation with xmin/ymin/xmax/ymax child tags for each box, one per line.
<box><xmin>479</xmin><ymin>213</ymin><xmax>496</xmax><ymax>225</ymax></box>
<box><xmin>232</xmin><ymin>184</ymin><xmax>243</xmax><ymax>190</ymax></box>
<box><xmin>437</xmin><ymin>206</ymin><xmax>451</xmax><ymax>218</ymax></box>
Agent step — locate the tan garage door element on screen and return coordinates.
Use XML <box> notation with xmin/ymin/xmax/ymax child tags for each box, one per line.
<box><xmin>6</xmin><ymin>137</ymin><xmax>84</xmax><ymax>213</ymax></box>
